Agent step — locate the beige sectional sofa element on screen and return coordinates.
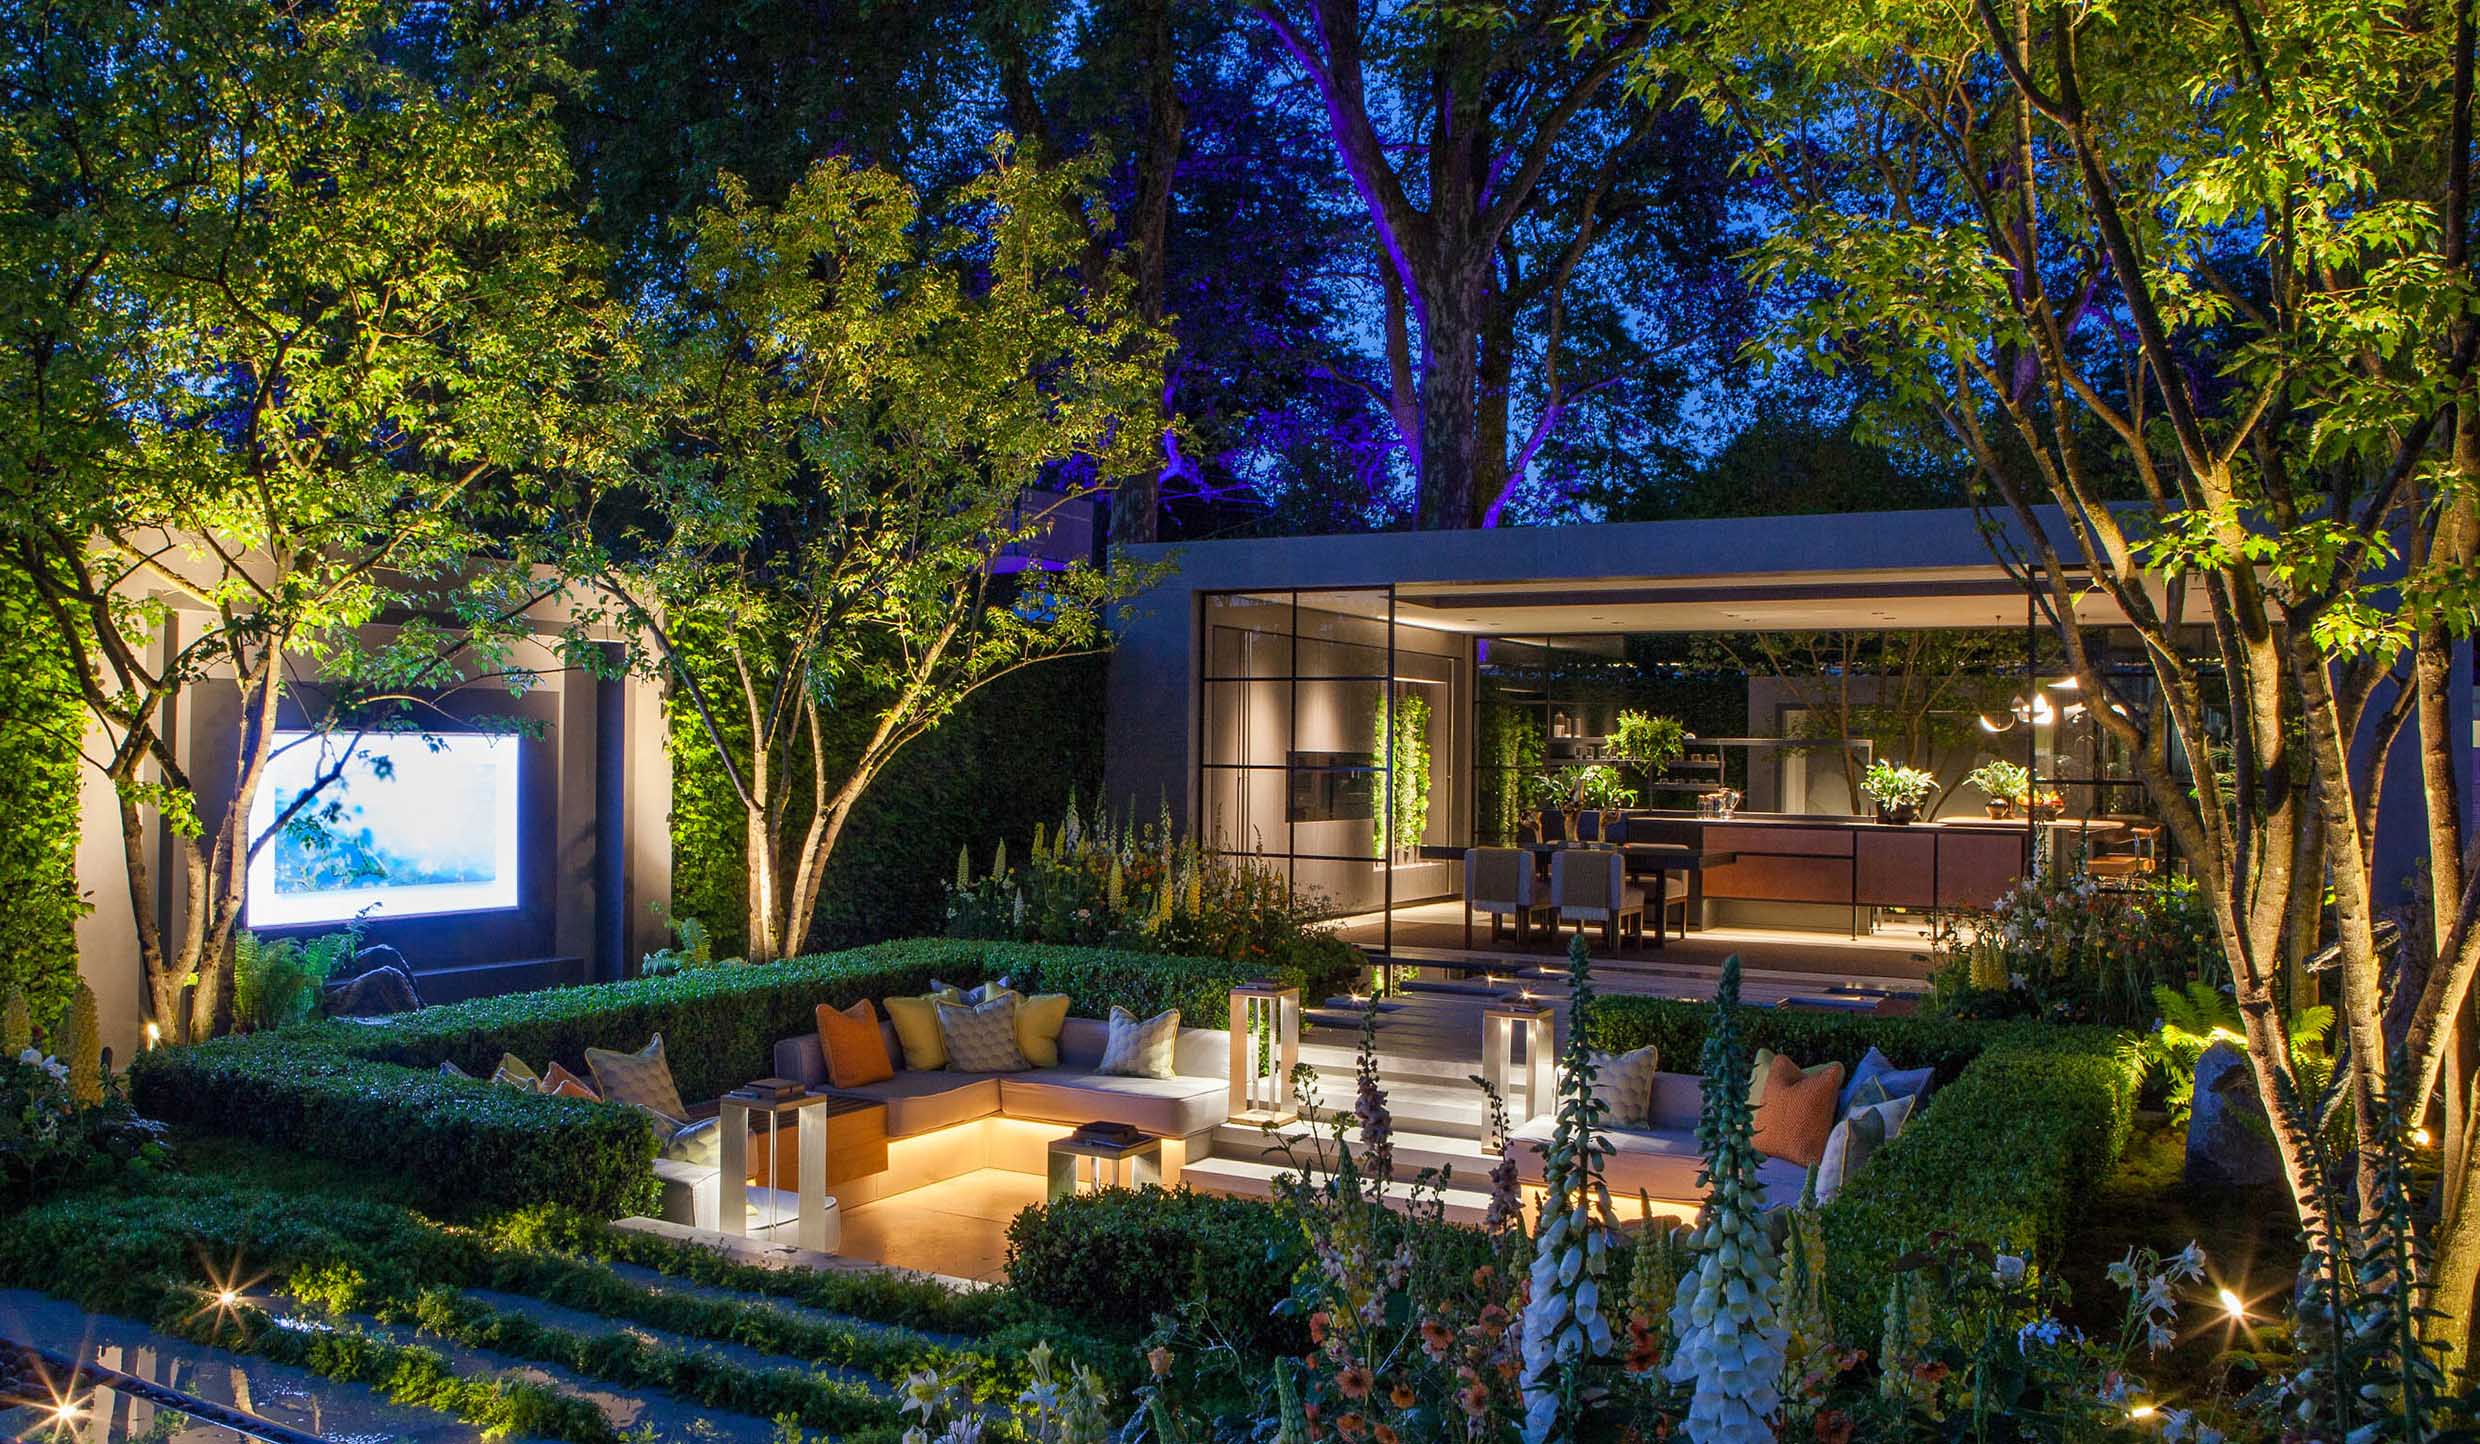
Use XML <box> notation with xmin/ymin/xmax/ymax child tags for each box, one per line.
<box><xmin>1505</xmin><ymin>1070</ymin><xmax>1811</xmax><ymax>1210</ymax></box>
<box><xmin>760</xmin><ymin>1013</ymin><xmax>1232</xmax><ymax>1207</ymax></box>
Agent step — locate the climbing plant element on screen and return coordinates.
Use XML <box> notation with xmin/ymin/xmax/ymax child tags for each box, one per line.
<box><xmin>1373</xmin><ymin>690</ymin><xmax>1433</xmax><ymax>859</ymax></box>
<box><xmin>0</xmin><ymin>565</ymin><xmax>87</xmax><ymax>1034</ymax></box>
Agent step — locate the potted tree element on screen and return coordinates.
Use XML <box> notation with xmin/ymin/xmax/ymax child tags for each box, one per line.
<box><xmin>1962</xmin><ymin>760</ymin><xmax>2032</xmax><ymax>818</ymax></box>
<box><xmin>1861</xmin><ymin>761</ymin><xmax>1938</xmax><ymax>825</ymax></box>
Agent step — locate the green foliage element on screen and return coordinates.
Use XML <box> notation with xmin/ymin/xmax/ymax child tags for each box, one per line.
<box><xmin>231</xmin><ymin>929</ymin><xmax>356</xmax><ymax>1034</ymax></box>
<box><xmin>637</xmin><ymin>909</ymin><xmax>718</xmax><ymax>978</ymax></box>
<box><xmin>2132</xmin><ymin>981</ymin><xmax>2332</xmax><ymax>1125</ymax></box>
<box><xmin>1930</xmin><ymin>871</ymin><xmax>2226</xmax><ymax>1027</ymax></box>
<box><xmin>0</xmin><ymin>568</ymin><xmax>85</xmax><ymax>1035</ymax></box>
<box><xmin>1375</xmin><ymin>690</ymin><xmax>1434</xmax><ymax>858</ymax></box>
<box><xmin>561</xmin><ymin>140</ymin><xmax>1169</xmax><ymax>963</ymax></box>
<box><xmin>669</xmin><ymin>652</ymin><xmax>1108</xmax><ymax>957</ymax></box>
<box><xmin>1004</xmin><ymin>1185</ymin><xmax>1309</xmax><ymax>1360</ymax></box>
<box><xmin>1859</xmin><ymin>760</ymin><xmax>1937</xmax><ymax>809</ymax></box>
<box><xmin>0</xmin><ymin>1053</ymin><xmax>159</xmax><ymax>1206</ymax></box>
<box><xmin>129</xmin><ymin>937</ymin><xmax>1290</xmax><ymax>1217</ymax></box>
<box><xmin>1960</xmin><ymin>760</ymin><xmax>2032</xmax><ymax>806</ymax></box>
<box><xmin>947</xmin><ymin>800</ymin><xmax>1364</xmax><ymax>1007</ymax></box>
<box><xmin>0</xmin><ymin>989</ymin><xmax>26</xmax><ymax>1054</ymax></box>
<box><xmin>1609</xmin><ymin>710</ymin><xmax>1688</xmax><ymax>773</ymax></box>
<box><xmin>2</xmin><ymin>0</ymin><xmax>608</xmax><ymax>1042</ymax></box>
<box><xmin>1571</xmin><ymin>763</ymin><xmax>1639</xmax><ymax>809</ymax></box>
<box><xmin>1819</xmin><ymin>1033</ymin><xmax>2139</xmax><ymax>1347</ymax></box>
<box><xmin>1586</xmin><ymin>992</ymin><xmax>2139</xmax><ymax>1349</ymax></box>
<box><xmin>130</xmin><ymin>1034</ymin><xmax>663</xmax><ymax>1220</ymax></box>
<box><xmin>1477</xmin><ymin>697</ymin><xmax>1548</xmax><ymax>844</ymax></box>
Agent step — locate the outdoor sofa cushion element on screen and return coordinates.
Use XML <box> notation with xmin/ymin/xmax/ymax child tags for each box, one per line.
<box><xmin>999</xmin><ymin>1069</ymin><xmax>1228</xmax><ymax>1138</ymax></box>
<box><xmin>1506</xmin><ymin>1070</ymin><xmax>1812</xmax><ymax>1210</ymax></box>
<box><xmin>822</xmin><ymin>1069</ymin><xmax>1003</xmax><ymax>1137</ymax></box>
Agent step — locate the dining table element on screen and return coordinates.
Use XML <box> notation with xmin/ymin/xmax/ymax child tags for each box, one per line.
<box><xmin>1415</xmin><ymin>841</ymin><xmax>1738</xmax><ymax>947</ymax></box>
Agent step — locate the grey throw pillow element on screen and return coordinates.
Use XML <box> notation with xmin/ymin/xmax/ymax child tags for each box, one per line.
<box><xmin>937</xmin><ymin>995</ymin><xmax>1032</xmax><ymax>1073</ymax></box>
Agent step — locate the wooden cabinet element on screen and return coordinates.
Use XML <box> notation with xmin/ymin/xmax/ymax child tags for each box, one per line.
<box><xmin>748</xmin><ymin>1098</ymin><xmax>887</xmax><ymax>1189</ymax></box>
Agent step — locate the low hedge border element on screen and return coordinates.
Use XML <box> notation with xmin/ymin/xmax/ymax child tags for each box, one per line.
<box><xmin>133</xmin><ymin>938</ymin><xmax>1299</xmax><ymax>1218</ymax></box>
<box><xmin>1588</xmin><ymin>995</ymin><xmax>2138</xmax><ymax>1343</ymax></box>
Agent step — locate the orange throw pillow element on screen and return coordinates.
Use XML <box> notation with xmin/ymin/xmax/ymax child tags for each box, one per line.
<box><xmin>1751</xmin><ymin>1053</ymin><xmax>1846</xmax><ymax>1168</ymax></box>
<box><xmin>817</xmin><ymin>999</ymin><xmax>895</xmax><ymax>1088</ymax></box>
<box><xmin>541</xmin><ymin>1060</ymin><xmax>600</xmax><ymax>1101</ymax></box>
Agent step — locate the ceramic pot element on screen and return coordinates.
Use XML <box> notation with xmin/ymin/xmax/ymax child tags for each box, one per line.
<box><xmin>1876</xmin><ymin>800</ymin><xmax>1920</xmax><ymax>825</ymax></box>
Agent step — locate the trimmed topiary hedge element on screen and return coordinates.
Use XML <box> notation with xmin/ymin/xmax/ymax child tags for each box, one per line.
<box><xmin>130</xmin><ymin>1033</ymin><xmax>664</xmax><ymax>1219</ymax></box>
<box><xmin>1587</xmin><ymin>994</ymin><xmax>2138</xmax><ymax>1343</ymax></box>
<box><xmin>133</xmin><ymin>938</ymin><xmax>1298</xmax><ymax>1219</ymax></box>
<box><xmin>1004</xmin><ymin>1185</ymin><xmax>1310</xmax><ymax>1359</ymax></box>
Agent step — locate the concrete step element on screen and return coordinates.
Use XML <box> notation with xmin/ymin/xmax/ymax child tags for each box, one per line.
<box><xmin>1283</xmin><ymin>1077</ymin><xmax>1504</xmax><ymax>1139</ymax></box>
<box><xmin>1178</xmin><ymin>1155</ymin><xmax>1502</xmax><ymax>1227</ymax></box>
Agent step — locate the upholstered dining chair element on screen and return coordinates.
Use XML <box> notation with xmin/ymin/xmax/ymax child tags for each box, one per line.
<box><xmin>1550</xmin><ymin>845</ymin><xmax>1646</xmax><ymax>951</ymax></box>
<box><xmin>1464</xmin><ymin>847</ymin><xmax>1556</xmax><ymax>946</ymax></box>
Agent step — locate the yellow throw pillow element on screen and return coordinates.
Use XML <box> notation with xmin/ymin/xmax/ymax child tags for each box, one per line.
<box><xmin>883</xmin><ymin>988</ymin><xmax>964</xmax><ymax>1070</ymax></box>
<box><xmin>1015</xmin><ymin>993</ymin><xmax>1072</xmax><ymax>1068</ymax></box>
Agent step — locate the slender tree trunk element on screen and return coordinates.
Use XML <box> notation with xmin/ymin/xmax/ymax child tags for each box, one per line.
<box><xmin>1113</xmin><ymin>0</ymin><xmax>1185</xmax><ymax>547</ymax></box>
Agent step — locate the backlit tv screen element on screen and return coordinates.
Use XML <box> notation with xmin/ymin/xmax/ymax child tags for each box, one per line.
<box><xmin>246</xmin><ymin>731</ymin><xmax>521</xmax><ymax>926</ymax></box>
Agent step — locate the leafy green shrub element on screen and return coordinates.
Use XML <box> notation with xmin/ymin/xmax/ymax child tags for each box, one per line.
<box><xmin>1926</xmin><ymin>870</ymin><xmax>2224</xmax><ymax>1026</ymax></box>
<box><xmin>946</xmin><ymin>798</ymin><xmax>1365</xmax><ymax>1006</ymax></box>
<box><xmin>0</xmin><ymin>566</ymin><xmax>88</xmax><ymax>1038</ymax></box>
<box><xmin>0</xmin><ymin>1053</ymin><xmax>160</xmax><ymax>1206</ymax></box>
<box><xmin>131</xmin><ymin>1034</ymin><xmax>662</xmax><ymax>1219</ymax></box>
<box><xmin>1005</xmin><ymin>1185</ymin><xmax>1309</xmax><ymax>1358</ymax></box>
<box><xmin>1587</xmin><ymin>994</ymin><xmax>2033</xmax><ymax>1082</ymax></box>
<box><xmin>132</xmin><ymin>938</ymin><xmax>1285</xmax><ymax>1217</ymax></box>
<box><xmin>1819</xmin><ymin>1031</ymin><xmax>2137</xmax><ymax>1344</ymax></box>
<box><xmin>231</xmin><ymin>928</ymin><xmax>358</xmax><ymax>1032</ymax></box>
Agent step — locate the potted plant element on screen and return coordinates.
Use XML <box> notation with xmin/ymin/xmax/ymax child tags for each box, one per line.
<box><xmin>1962</xmin><ymin>760</ymin><xmax>2033</xmax><ymax>818</ymax></box>
<box><xmin>1609</xmin><ymin>709</ymin><xmax>1688</xmax><ymax>784</ymax></box>
<box><xmin>2029</xmin><ymin>787</ymin><xmax>2067</xmax><ymax>820</ymax></box>
<box><xmin>1861</xmin><ymin>760</ymin><xmax>1938</xmax><ymax>824</ymax></box>
<box><xmin>1573</xmin><ymin>764</ymin><xmax>1639</xmax><ymax>811</ymax></box>
<box><xmin>1523</xmin><ymin>770</ymin><xmax>1577</xmax><ymax>841</ymax></box>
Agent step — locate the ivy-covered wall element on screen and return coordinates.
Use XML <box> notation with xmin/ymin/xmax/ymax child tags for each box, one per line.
<box><xmin>0</xmin><ymin>567</ymin><xmax>90</xmax><ymax>1033</ymax></box>
<box><xmin>667</xmin><ymin>653</ymin><xmax>1110</xmax><ymax>959</ymax></box>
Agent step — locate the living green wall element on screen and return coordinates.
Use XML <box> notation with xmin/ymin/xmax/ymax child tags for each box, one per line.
<box><xmin>668</xmin><ymin>652</ymin><xmax>1108</xmax><ymax>959</ymax></box>
<box><xmin>0</xmin><ymin>566</ymin><xmax>88</xmax><ymax>1034</ymax></box>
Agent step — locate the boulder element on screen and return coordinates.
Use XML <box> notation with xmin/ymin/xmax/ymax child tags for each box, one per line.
<box><xmin>327</xmin><ymin>963</ymin><xmax>423</xmax><ymax>1018</ymax></box>
<box><xmin>2185</xmin><ymin>1041</ymin><xmax>2282</xmax><ymax>1188</ymax></box>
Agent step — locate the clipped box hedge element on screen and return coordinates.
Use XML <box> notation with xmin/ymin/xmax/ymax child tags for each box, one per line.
<box><xmin>1586</xmin><ymin>994</ymin><xmax>2137</xmax><ymax>1342</ymax></box>
<box><xmin>133</xmin><ymin>938</ymin><xmax>1306</xmax><ymax>1219</ymax></box>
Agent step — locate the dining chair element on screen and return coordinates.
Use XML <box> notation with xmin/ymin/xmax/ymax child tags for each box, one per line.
<box><xmin>1464</xmin><ymin>847</ymin><xmax>1556</xmax><ymax>947</ymax></box>
<box><xmin>1550</xmin><ymin>846</ymin><xmax>1645</xmax><ymax>951</ymax></box>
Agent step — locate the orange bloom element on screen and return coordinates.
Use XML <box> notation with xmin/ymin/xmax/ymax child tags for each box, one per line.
<box><xmin>1420</xmin><ymin>1322</ymin><xmax>1454</xmax><ymax>1360</ymax></box>
<box><xmin>1374</xmin><ymin>1427</ymin><xmax>1399</xmax><ymax>1444</ymax></box>
<box><xmin>1309</xmin><ymin>1312</ymin><xmax>1331</xmax><ymax>1346</ymax></box>
<box><xmin>1147</xmin><ymin>1346</ymin><xmax>1172</xmax><ymax>1378</ymax></box>
<box><xmin>1336</xmin><ymin>1365</ymin><xmax>1375</xmax><ymax>1400</ymax></box>
<box><xmin>1389</xmin><ymin>1382</ymin><xmax>1417</xmax><ymax>1409</ymax></box>
<box><xmin>1458</xmin><ymin>1383</ymin><xmax>1490</xmax><ymax>1419</ymax></box>
<box><xmin>1336</xmin><ymin>1413</ymin><xmax>1369</xmax><ymax>1441</ymax></box>
<box><xmin>1813</xmin><ymin>1412</ymin><xmax>1854</xmax><ymax>1444</ymax></box>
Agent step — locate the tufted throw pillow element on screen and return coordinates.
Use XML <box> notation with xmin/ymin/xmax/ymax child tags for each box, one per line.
<box><xmin>882</xmin><ymin>988</ymin><xmax>965</xmax><ymax>1070</ymax></box>
<box><xmin>1098</xmin><ymin>1005</ymin><xmax>1181</xmax><ymax>1079</ymax></box>
<box><xmin>938</xmin><ymin>995</ymin><xmax>1032</xmax><ymax>1073</ymax></box>
<box><xmin>1014</xmin><ymin>993</ymin><xmax>1073</xmax><ymax>1068</ymax></box>
<box><xmin>585</xmin><ymin>1034</ymin><xmax>688</xmax><ymax>1131</ymax></box>
<box><xmin>661</xmin><ymin>1115</ymin><xmax>723</xmax><ymax>1169</ymax></box>
<box><xmin>1751</xmin><ymin>1052</ymin><xmax>1845</xmax><ymax>1169</ymax></box>
<box><xmin>1587</xmin><ymin>1045</ymin><xmax>1660</xmax><ymax>1126</ymax></box>
<box><xmin>817</xmin><ymin>999</ymin><xmax>896</xmax><ymax>1088</ymax></box>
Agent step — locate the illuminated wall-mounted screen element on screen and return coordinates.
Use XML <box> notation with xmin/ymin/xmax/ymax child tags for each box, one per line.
<box><xmin>245</xmin><ymin>731</ymin><xmax>521</xmax><ymax>927</ymax></box>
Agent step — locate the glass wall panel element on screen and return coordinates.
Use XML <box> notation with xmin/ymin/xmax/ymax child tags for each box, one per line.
<box><xmin>1202</xmin><ymin>592</ymin><xmax>1294</xmax><ymax>678</ymax></box>
<box><xmin>1294</xmin><ymin>590</ymin><xmax>1394</xmax><ymax>678</ymax></box>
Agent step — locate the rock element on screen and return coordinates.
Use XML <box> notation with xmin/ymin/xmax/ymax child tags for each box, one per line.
<box><xmin>2185</xmin><ymin>1041</ymin><xmax>2282</xmax><ymax>1188</ymax></box>
<box><xmin>327</xmin><ymin>964</ymin><xmax>423</xmax><ymax>1018</ymax></box>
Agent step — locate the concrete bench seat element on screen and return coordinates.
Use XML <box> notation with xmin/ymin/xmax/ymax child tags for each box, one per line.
<box><xmin>1504</xmin><ymin>1071</ymin><xmax>1810</xmax><ymax>1211</ymax></box>
<box><xmin>769</xmin><ymin>1012</ymin><xmax>1232</xmax><ymax>1141</ymax></box>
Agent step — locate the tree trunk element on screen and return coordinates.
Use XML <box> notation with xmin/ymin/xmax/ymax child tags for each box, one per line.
<box><xmin>1415</xmin><ymin>265</ymin><xmax>1486</xmax><ymax>530</ymax></box>
<box><xmin>744</xmin><ymin>806</ymin><xmax>782</xmax><ymax>965</ymax></box>
<box><xmin>1112</xmin><ymin>0</ymin><xmax>1185</xmax><ymax>547</ymax></box>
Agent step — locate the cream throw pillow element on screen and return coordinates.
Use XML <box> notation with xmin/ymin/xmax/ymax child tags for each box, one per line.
<box><xmin>1587</xmin><ymin>1045</ymin><xmax>1660</xmax><ymax>1126</ymax></box>
<box><xmin>1098</xmin><ymin>1005</ymin><xmax>1181</xmax><ymax>1079</ymax></box>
